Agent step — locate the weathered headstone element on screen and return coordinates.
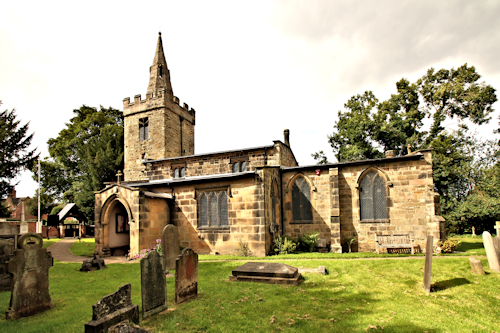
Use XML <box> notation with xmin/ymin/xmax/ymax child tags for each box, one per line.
<box><xmin>80</xmin><ymin>254</ymin><xmax>108</xmax><ymax>272</ymax></box>
<box><xmin>175</xmin><ymin>248</ymin><xmax>198</xmax><ymax>304</ymax></box>
<box><xmin>140</xmin><ymin>250</ymin><xmax>167</xmax><ymax>318</ymax></box>
<box><xmin>469</xmin><ymin>257</ymin><xmax>485</xmax><ymax>275</ymax></box>
<box><xmin>108</xmin><ymin>320</ymin><xmax>151</xmax><ymax>333</ymax></box>
<box><xmin>84</xmin><ymin>284</ymin><xmax>139</xmax><ymax>333</ymax></box>
<box><xmin>423</xmin><ymin>235</ymin><xmax>433</xmax><ymax>292</ymax></box>
<box><xmin>6</xmin><ymin>233</ymin><xmax>54</xmax><ymax>319</ymax></box>
<box><xmin>0</xmin><ymin>237</ymin><xmax>15</xmax><ymax>292</ymax></box>
<box><xmin>482</xmin><ymin>231</ymin><xmax>500</xmax><ymax>273</ymax></box>
<box><xmin>493</xmin><ymin>236</ymin><xmax>500</xmax><ymax>260</ymax></box>
<box><xmin>162</xmin><ymin>224</ymin><xmax>180</xmax><ymax>270</ymax></box>
<box><xmin>318</xmin><ymin>266</ymin><xmax>327</xmax><ymax>275</ymax></box>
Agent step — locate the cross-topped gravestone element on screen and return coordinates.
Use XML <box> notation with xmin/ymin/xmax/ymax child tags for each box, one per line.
<box><xmin>162</xmin><ymin>224</ymin><xmax>180</xmax><ymax>270</ymax></box>
<box><xmin>175</xmin><ymin>248</ymin><xmax>198</xmax><ymax>304</ymax></box>
<box><xmin>141</xmin><ymin>250</ymin><xmax>167</xmax><ymax>318</ymax></box>
<box><xmin>494</xmin><ymin>221</ymin><xmax>500</xmax><ymax>237</ymax></box>
<box><xmin>84</xmin><ymin>284</ymin><xmax>139</xmax><ymax>333</ymax></box>
<box><xmin>6</xmin><ymin>233</ymin><xmax>54</xmax><ymax>320</ymax></box>
<box><xmin>482</xmin><ymin>231</ymin><xmax>500</xmax><ymax>273</ymax></box>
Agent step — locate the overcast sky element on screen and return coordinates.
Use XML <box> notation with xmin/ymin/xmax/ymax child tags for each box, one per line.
<box><xmin>2</xmin><ymin>0</ymin><xmax>500</xmax><ymax>198</ymax></box>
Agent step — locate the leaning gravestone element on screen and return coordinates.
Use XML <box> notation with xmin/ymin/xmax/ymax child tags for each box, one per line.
<box><xmin>175</xmin><ymin>248</ymin><xmax>198</xmax><ymax>304</ymax></box>
<box><xmin>482</xmin><ymin>231</ymin><xmax>500</xmax><ymax>273</ymax></box>
<box><xmin>141</xmin><ymin>250</ymin><xmax>167</xmax><ymax>318</ymax></box>
<box><xmin>84</xmin><ymin>284</ymin><xmax>139</xmax><ymax>333</ymax></box>
<box><xmin>6</xmin><ymin>233</ymin><xmax>54</xmax><ymax>320</ymax></box>
<box><xmin>423</xmin><ymin>235</ymin><xmax>433</xmax><ymax>293</ymax></box>
<box><xmin>162</xmin><ymin>224</ymin><xmax>180</xmax><ymax>270</ymax></box>
<box><xmin>0</xmin><ymin>237</ymin><xmax>15</xmax><ymax>292</ymax></box>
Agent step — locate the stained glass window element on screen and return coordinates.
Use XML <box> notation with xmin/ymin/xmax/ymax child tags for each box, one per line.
<box><xmin>292</xmin><ymin>177</ymin><xmax>312</xmax><ymax>222</ymax></box>
<box><xmin>198</xmin><ymin>190</ymin><xmax>229</xmax><ymax>227</ymax></box>
<box><xmin>360</xmin><ymin>172</ymin><xmax>387</xmax><ymax>221</ymax></box>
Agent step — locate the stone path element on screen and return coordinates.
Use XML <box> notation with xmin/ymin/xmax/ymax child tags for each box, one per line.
<box><xmin>47</xmin><ymin>238</ymin><xmax>134</xmax><ymax>264</ymax></box>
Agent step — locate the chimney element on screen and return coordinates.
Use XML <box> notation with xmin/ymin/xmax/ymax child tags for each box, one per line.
<box><xmin>385</xmin><ymin>150</ymin><xmax>396</xmax><ymax>158</ymax></box>
<box><xmin>284</xmin><ymin>129</ymin><xmax>290</xmax><ymax>147</ymax></box>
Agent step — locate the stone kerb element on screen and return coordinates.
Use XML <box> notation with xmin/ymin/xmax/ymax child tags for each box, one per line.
<box><xmin>141</xmin><ymin>250</ymin><xmax>168</xmax><ymax>318</ymax></box>
<box><xmin>175</xmin><ymin>248</ymin><xmax>198</xmax><ymax>304</ymax></box>
<box><xmin>162</xmin><ymin>224</ymin><xmax>180</xmax><ymax>270</ymax></box>
<box><xmin>482</xmin><ymin>231</ymin><xmax>500</xmax><ymax>273</ymax></box>
<box><xmin>6</xmin><ymin>233</ymin><xmax>54</xmax><ymax>320</ymax></box>
<box><xmin>84</xmin><ymin>284</ymin><xmax>139</xmax><ymax>333</ymax></box>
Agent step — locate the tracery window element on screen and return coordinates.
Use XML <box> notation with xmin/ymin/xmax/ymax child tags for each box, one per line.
<box><xmin>292</xmin><ymin>177</ymin><xmax>312</xmax><ymax>222</ymax></box>
<box><xmin>198</xmin><ymin>190</ymin><xmax>229</xmax><ymax>227</ymax></box>
<box><xmin>139</xmin><ymin>117</ymin><xmax>149</xmax><ymax>141</ymax></box>
<box><xmin>359</xmin><ymin>172</ymin><xmax>388</xmax><ymax>221</ymax></box>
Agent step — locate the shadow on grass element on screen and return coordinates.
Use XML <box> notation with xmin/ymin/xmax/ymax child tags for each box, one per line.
<box><xmin>431</xmin><ymin>278</ymin><xmax>470</xmax><ymax>291</ymax></box>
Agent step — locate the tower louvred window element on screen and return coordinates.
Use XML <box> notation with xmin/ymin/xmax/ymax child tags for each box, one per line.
<box><xmin>139</xmin><ymin>117</ymin><xmax>149</xmax><ymax>141</ymax></box>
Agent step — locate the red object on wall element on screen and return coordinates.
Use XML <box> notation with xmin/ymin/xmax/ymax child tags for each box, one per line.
<box><xmin>315</xmin><ymin>169</ymin><xmax>321</xmax><ymax>176</ymax></box>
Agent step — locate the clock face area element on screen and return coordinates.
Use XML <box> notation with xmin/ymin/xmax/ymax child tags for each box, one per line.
<box><xmin>19</xmin><ymin>233</ymin><xmax>43</xmax><ymax>251</ymax></box>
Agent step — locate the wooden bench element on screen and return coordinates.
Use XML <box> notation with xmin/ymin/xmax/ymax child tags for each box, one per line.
<box><xmin>375</xmin><ymin>234</ymin><xmax>415</xmax><ymax>254</ymax></box>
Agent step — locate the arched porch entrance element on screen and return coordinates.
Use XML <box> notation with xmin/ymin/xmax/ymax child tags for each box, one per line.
<box><xmin>98</xmin><ymin>195</ymin><xmax>133</xmax><ymax>256</ymax></box>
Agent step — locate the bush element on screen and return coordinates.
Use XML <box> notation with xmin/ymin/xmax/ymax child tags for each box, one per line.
<box><xmin>342</xmin><ymin>237</ymin><xmax>357</xmax><ymax>253</ymax></box>
<box><xmin>237</xmin><ymin>239</ymin><xmax>252</xmax><ymax>256</ymax></box>
<box><xmin>298</xmin><ymin>232</ymin><xmax>320</xmax><ymax>252</ymax></box>
<box><xmin>274</xmin><ymin>235</ymin><xmax>298</xmax><ymax>254</ymax></box>
<box><xmin>438</xmin><ymin>238</ymin><xmax>461</xmax><ymax>253</ymax></box>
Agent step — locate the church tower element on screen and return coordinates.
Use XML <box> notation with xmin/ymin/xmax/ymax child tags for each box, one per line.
<box><xmin>123</xmin><ymin>33</ymin><xmax>196</xmax><ymax>181</ymax></box>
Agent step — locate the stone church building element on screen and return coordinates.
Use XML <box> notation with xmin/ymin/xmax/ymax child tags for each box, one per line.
<box><xmin>94</xmin><ymin>33</ymin><xmax>445</xmax><ymax>257</ymax></box>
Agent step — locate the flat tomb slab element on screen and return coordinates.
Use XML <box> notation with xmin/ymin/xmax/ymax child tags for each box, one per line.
<box><xmin>230</xmin><ymin>262</ymin><xmax>302</xmax><ymax>285</ymax></box>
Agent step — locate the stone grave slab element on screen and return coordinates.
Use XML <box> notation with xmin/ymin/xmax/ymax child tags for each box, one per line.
<box><xmin>108</xmin><ymin>320</ymin><xmax>151</xmax><ymax>333</ymax></box>
<box><xmin>6</xmin><ymin>233</ymin><xmax>54</xmax><ymax>320</ymax></box>
<box><xmin>80</xmin><ymin>254</ymin><xmax>108</xmax><ymax>272</ymax></box>
<box><xmin>230</xmin><ymin>262</ymin><xmax>302</xmax><ymax>285</ymax></box>
<box><xmin>162</xmin><ymin>224</ymin><xmax>180</xmax><ymax>270</ymax></box>
<box><xmin>84</xmin><ymin>284</ymin><xmax>139</xmax><ymax>333</ymax></box>
<box><xmin>141</xmin><ymin>250</ymin><xmax>167</xmax><ymax>318</ymax></box>
<box><xmin>482</xmin><ymin>231</ymin><xmax>500</xmax><ymax>273</ymax></box>
<box><xmin>0</xmin><ymin>237</ymin><xmax>15</xmax><ymax>292</ymax></box>
<box><xmin>175</xmin><ymin>248</ymin><xmax>198</xmax><ymax>304</ymax></box>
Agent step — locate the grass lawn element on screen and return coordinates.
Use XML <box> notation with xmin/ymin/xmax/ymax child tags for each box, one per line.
<box><xmin>0</xmin><ymin>256</ymin><xmax>499</xmax><ymax>332</ymax></box>
<box><xmin>42</xmin><ymin>238</ymin><xmax>61</xmax><ymax>249</ymax></box>
<box><xmin>69</xmin><ymin>238</ymin><xmax>96</xmax><ymax>257</ymax></box>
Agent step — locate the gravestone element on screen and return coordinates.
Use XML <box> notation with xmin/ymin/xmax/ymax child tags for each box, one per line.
<box><xmin>80</xmin><ymin>254</ymin><xmax>108</xmax><ymax>272</ymax></box>
<box><xmin>84</xmin><ymin>284</ymin><xmax>139</xmax><ymax>333</ymax></box>
<box><xmin>0</xmin><ymin>237</ymin><xmax>15</xmax><ymax>292</ymax></box>
<box><xmin>469</xmin><ymin>257</ymin><xmax>485</xmax><ymax>275</ymax></box>
<box><xmin>108</xmin><ymin>320</ymin><xmax>151</xmax><ymax>333</ymax></box>
<box><xmin>162</xmin><ymin>224</ymin><xmax>180</xmax><ymax>270</ymax></box>
<box><xmin>6</xmin><ymin>233</ymin><xmax>54</xmax><ymax>320</ymax></box>
<box><xmin>140</xmin><ymin>250</ymin><xmax>167</xmax><ymax>318</ymax></box>
<box><xmin>482</xmin><ymin>231</ymin><xmax>500</xmax><ymax>273</ymax></box>
<box><xmin>494</xmin><ymin>221</ymin><xmax>500</xmax><ymax>236</ymax></box>
<box><xmin>493</xmin><ymin>236</ymin><xmax>500</xmax><ymax>260</ymax></box>
<box><xmin>175</xmin><ymin>248</ymin><xmax>198</xmax><ymax>304</ymax></box>
<box><xmin>423</xmin><ymin>235</ymin><xmax>433</xmax><ymax>292</ymax></box>
<box><xmin>230</xmin><ymin>262</ymin><xmax>302</xmax><ymax>285</ymax></box>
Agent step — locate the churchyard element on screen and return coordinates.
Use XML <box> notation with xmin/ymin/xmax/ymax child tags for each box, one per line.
<box><xmin>0</xmin><ymin>236</ymin><xmax>498</xmax><ymax>332</ymax></box>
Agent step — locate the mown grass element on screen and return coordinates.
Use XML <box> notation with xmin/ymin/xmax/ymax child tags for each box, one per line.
<box><xmin>0</xmin><ymin>256</ymin><xmax>499</xmax><ymax>332</ymax></box>
<box><xmin>42</xmin><ymin>238</ymin><xmax>61</xmax><ymax>249</ymax></box>
<box><xmin>69</xmin><ymin>238</ymin><xmax>95</xmax><ymax>257</ymax></box>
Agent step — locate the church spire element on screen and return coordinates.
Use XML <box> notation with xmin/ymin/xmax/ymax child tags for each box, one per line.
<box><xmin>147</xmin><ymin>32</ymin><xmax>173</xmax><ymax>97</ymax></box>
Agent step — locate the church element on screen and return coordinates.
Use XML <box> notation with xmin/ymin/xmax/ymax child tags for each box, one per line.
<box><xmin>94</xmin><ymin>33</ymin><xmax>445</xmax><ymax>257</ymax></box>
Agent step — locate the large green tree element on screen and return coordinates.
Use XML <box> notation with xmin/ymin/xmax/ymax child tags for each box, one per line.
<box><xmin>0</xmin><ymin>101</ymin><xmax>38</xmax><ymax>202</ymax></box>
<box><xmin>315</xmin><ymin>64</ymin><xmax>499</xmax><ymax>233</ymax></box>
<box><xmin>32</xmin><ymin>105</ymin><xmax>124</xmax><ymax>223</ymax></box>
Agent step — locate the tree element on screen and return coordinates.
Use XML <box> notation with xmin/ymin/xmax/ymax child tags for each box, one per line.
<box><xmin>0</xmin><ymin>101</ymin><xmax>38</xmax><ymax>199</ymax></box>
<box><xmin>315</xmin><ymin>64</ymin><xmax>498</xmax><ymax>234</ymax></box>
<box><xmin>25</xmin><ymin>188</ymin><xmax>57</xmax><ymax>218</ymax></box>
<box><xmin>318</xmin><ymin>64</ymin><xmax>497</xmax><ymax>163</ymax></box>
<box><xmin>32</xmin><ymin>105</ymin><xmax>124</xmax><ymax>223</ymax></box>
<box><xmin>0</xmin><ymin>201</ymin><xmax>11</xmax><ymax>218</ymax></box>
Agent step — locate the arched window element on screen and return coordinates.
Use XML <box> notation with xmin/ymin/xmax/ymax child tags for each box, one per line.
<box><xmin>360</xmin><ymin>172</ymin><xmax>387</xmax><ymax>221</ymax></box>
<box><xmin>180</xmin><ymin>167</ymin><xmax>185</xmax><ymax>178</ymax></box>
<box><xmin>292</xmin><ymin>177</ymin><xmax>312</xmax><ymax>222</ymax></box>
<box><xmin>241</xmin><ymin>161</ymin><xmax>247</xmax><ymax>172</ymax></box>
<box><xmin>233</xmin><ymin>162</ymin><xmax>239</xmax><ymax>173</ymax></box>
<box><xmin>198</xmin><ymin>190</ymin><xmax>229</xmax><ymax>227</ymax></box>
<box><xmin>139</xmin><ymin>117</ymin><xmax>149</xmax><ymax>141</ymax></box>
<box><xmin>174</xmin><ymin>168</ymin><xmax>179</xmax><ymax>179</ymax></box>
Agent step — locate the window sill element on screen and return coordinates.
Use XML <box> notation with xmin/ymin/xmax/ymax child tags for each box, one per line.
<box><xmin>198</xmin><ymin>227</ymin><xmax>230</xmax><ymax>232</ymax></box>
<box><xmin>290</xmin><ymin>220</ymin><xmax>314</xmax><ymax>225</ymax></box>
<box><xmin>360</xmin><ymin>219</ymin><xmax>390</xmax><ymax>223</ymax></box>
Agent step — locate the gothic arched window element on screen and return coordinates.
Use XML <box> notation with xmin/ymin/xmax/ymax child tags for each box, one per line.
<box><xmin>198</xmin><ymin>190</ymin><xmax>229</xmax><ymax>227</ymax></box>
<box><xmin>292</xmin><ymin>177</ymin><xmax>312</xmax><ymax>222</ymax></box>
<box><xmin>359</xmin><ymin>172</ymin><xmax>387</xmax><ymax>221</ymax></box>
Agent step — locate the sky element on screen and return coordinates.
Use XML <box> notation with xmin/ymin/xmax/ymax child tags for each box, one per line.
<box><xmin>2</xmin><ymin>0</ymin><xmax>500</xmax><ymax>198</ymax></box>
